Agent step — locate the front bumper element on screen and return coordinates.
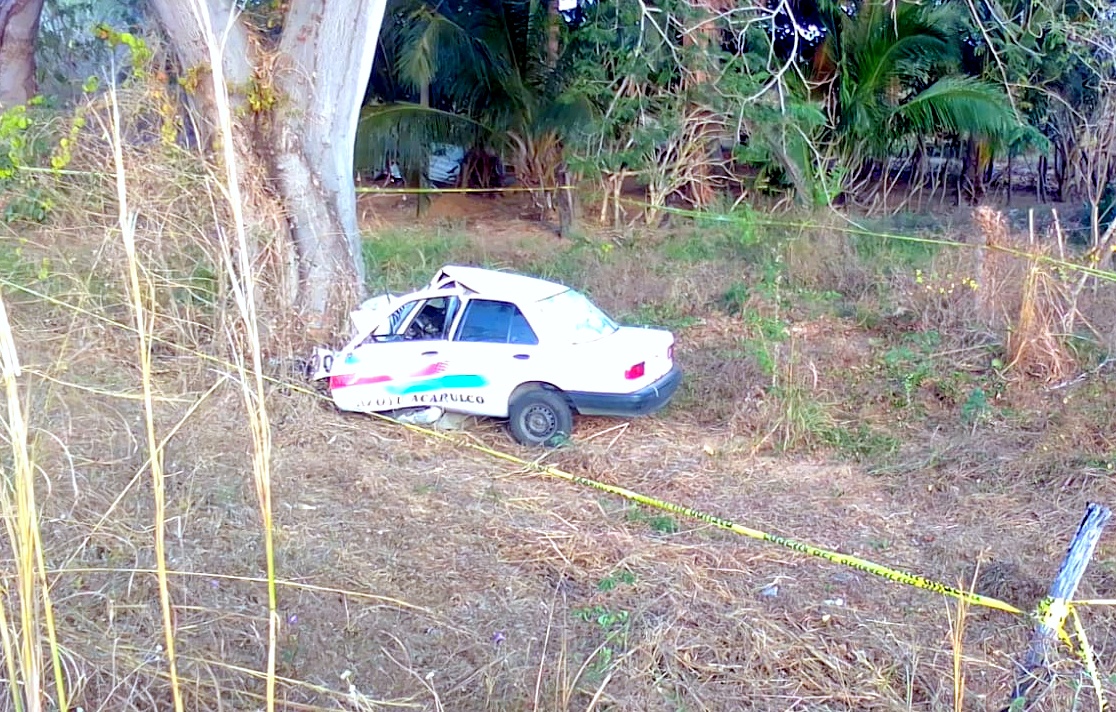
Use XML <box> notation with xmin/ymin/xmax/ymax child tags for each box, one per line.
<box><xmin>566</xmin><ymin>365</ymin><xmax>682</xmax><ymax>417</ymax></box>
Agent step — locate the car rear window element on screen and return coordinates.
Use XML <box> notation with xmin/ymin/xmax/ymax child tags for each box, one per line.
<box><xmin>455</xmin><ymin>300</ymin><xmax>539</xmax><ymax>345</ymax></box>
<box><xmin>534</xmin><ymin>289</ymin><xmax>618</xmax><ymax>344</ymax></box>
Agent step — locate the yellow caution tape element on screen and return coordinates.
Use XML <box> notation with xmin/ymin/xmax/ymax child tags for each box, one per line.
<box><xmin>378</xmin><ymin>413</ymin><xmax>1024</xmax><ymax>615</ymax></box>
<box><xmin>1070</xmin><ymin>606</ymin><xmax>1107</xmax><ymax>710</ymax></box>
<box><xmin>0</xmin><ymin>274</ymin><xmax>1025</xmax><ymax>616</ymax></box>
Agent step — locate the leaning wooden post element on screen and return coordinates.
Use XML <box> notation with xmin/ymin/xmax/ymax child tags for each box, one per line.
<box><xmin>1007</xmin><ymin>503</ymin><xmax>1112</xmax><ymax>709</ymax></box>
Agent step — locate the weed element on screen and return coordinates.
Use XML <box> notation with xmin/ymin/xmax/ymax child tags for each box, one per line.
<box><xmin>624</xmin><ymin>302</ymin><xmax>701</xmax><ymax>330</ymax></box>
<box><xmin>853</xmin><ymin>229</ymin><xmax>939</xmax><ymax>275</ymax></box>
<box><xmin>1065</xmin><ymin>333</ymin><xmax>1110</xmax><ymax>371</ymax></box>
<box><xmin>522</xmin><ymin>243</ymin><xmax>594</xmax><ymax>286</ymax></box>
<box><xmin>960</xmin><ymin>388</ymin><xmax>990</xmax><ymax>428</ymax></box>
<box><xmin>626</xmin><ymin>505</ymin><xmax>680</xmax><ymax>534</ymax></box>
<box><xmin>748</xmin><ymin>312</ymin><xmax>790</xmax><ymax>342</ymax></box>
<box><xmin>572</xmin><ymin>604</ymin><xmax>632</xmax><ymax>680</ymax></box>
<box><xmin>824</xmin><ymin>424</ymin><xmax>900</xmax><ymax>461</ymax></box>
<box><xmin>3</xmin><ymin>190</ymin><xmax>55</xmax><ymax>223</ymax></box>
<box><xmin>597</xmin><ymin>570</ymin><xmax>637</xmax><ymax>592</ymax></box>
<box><xmin>662</xmin><ymin>230</ymin><xmax>722</xmax><ymax>262</ymax></box>
<box><xmin>768</xmin><ymin>381</ymin><xmax>835</xmax><ymax>452</ymax></box>
<box><xmin>736</xmin><ymin>312</ymin><xmax>790</xmax><ymax>378</ymax></box>
<box><xmin>170</xmin><ymin>261</ymin><xmax>219</xmax><ymax>308</ymax></box>
<box><xmin>881</xmin><ymin>333</ymin><xmax>941</xmax><ymax>408</ymax></box>
<box><xmin>719</xmin><ymin>282</ymin><xmax>750</xmax><ymax>315</ymax></box>
<box><xmin>870</xmin><ymin>538</ymin><xmax>893</xmax><ymax>552</ymax></box>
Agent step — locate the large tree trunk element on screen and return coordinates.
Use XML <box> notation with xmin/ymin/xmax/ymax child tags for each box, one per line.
<box><xmin>150</xmin><ymin>0</ymin><xmax>387</xmax><ymax>337</ymax></box>
<box><xmin>0</xmin><ymin>0</ymin><xmax>45</xmax><ymax>107</ymax></box>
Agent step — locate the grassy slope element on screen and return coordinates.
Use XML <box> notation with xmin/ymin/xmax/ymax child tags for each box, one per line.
<box><xmin>2</xmin><ymin>178</ymin><xmax>1116</xmax><ymax>710</ymax></box>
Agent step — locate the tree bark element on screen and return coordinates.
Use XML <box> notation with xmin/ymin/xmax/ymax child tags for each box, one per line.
<box><xmin>0</xmin><ymin>0</ymin><xmax>45</xmax><ymax>108</ymax></box>
<box><xmin>547</xmin><ymin>0</ymin><xmax>560</xmax><ymax>66</ymax></box>
<box><xmin>150</xmin><ymin>0</ymin><xmax>387</xmax><ymax>337</ymax></box>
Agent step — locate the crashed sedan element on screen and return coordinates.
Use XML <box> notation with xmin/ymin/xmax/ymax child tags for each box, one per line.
<box><xmin>308</xmin><ymin>265</ymin><xmax>682</xmax><ymax>446</ymax></box>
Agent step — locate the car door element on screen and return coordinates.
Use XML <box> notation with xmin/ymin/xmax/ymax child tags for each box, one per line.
<box><xmin>448</xmin><ymin>298</ymin><xmax>543</xmax><ymax>417</ymax></box>
<box><xmin>330</xmin><ymin>295</ymin><xmax>460</xmax><ymax>412</ymax></box>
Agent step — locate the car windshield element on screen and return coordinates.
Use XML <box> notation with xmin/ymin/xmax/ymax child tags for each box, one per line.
<box><xmin>535</xmin><ymin>289</ymin><xmax>619</xmax><ymax>344</ymax></box>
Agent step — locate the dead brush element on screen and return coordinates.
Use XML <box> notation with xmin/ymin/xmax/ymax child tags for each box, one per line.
<box><xmin>32</xmin><ymin>48</ymin><xmax>299</xmax><ymax>362</ymax></box>
<box><xmin>756</xmin><ymin>339</ymin><xmax>835</xmax><ymax>453</ymax></box>
<box><xmin>894</xmin><ymin>247</ymin><xmax>986</xmax><ymax>336</ymax></box>
<box><xmin>972</xmin><ymin>206</ymin><xmax>1024</xmax><ymax>333</ymax></box>
<box><xmin>782</xmin><ymin>216</ymin><xmax>876</xmax><ymax>301</ymax></box>
<box><xmin>21</xmin><ymin>85</ymin><xmax>232</xmax><ymax>358</ymax></box>
<box><xmin>972</xmin><ymin>207</ymin><xmax>1079</xmax><ymax>383</ymax></box>
<box><xmin>1007</xmin><ymin>246</ymin><xmax>1077</xmax><ymax>383</ymax></box>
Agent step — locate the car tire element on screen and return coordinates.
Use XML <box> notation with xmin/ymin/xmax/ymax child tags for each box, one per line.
<box><xmin>508</xmin><ymin>387</ymin><xmax>573</xmax><ymax>447</ymax></box>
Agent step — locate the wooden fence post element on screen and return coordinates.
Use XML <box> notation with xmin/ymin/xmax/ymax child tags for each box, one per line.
<box><xmin>1005</xmin><ymin>502</ymin><xmax>1112</xmax><ymax>710</ymax></box>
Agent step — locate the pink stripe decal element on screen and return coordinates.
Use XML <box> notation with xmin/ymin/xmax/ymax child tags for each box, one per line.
<box><xmin>330</xmin><ymin>373</ymin><xmax>392</xmax><ymax>389</ymax></box>
<box><xmin>411</xmin><ymin>361</ymin><xmax>448</xmax><ymax>377</ymax></box>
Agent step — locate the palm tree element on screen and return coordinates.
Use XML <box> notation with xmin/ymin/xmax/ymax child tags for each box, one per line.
<box><xmin>816</xmin><ymin>0</ymin><xmax>1020</xmax><ymax>191</ymax></box>
<box><xmin>358</xmin><ymin>0</ymin><xmax>588</xmax><ymax>200</ymax></box>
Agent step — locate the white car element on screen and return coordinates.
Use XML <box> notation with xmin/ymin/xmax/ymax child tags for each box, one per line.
<box><xmin>308</xmin><ymin>265</ymin><xmax>682</xmax><ymax>446</ymax></box>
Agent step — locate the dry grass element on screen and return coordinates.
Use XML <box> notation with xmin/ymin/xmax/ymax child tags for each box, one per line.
<box><xmin>4</xmin><ymin>96</ymin><xmax>1116</xmax><ymax>710</ymax></box>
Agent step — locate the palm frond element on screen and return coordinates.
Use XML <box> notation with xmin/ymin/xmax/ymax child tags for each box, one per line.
<box><xmin>355</xmin><ymin>103</ymin><xmax>491</xmax><ymax>177</ymax></box>
<box><xmin>397</xmin><ymin>8</ymin><xmax>497</xmax><ymax>105</ymax></box>
<box><xmin>893</xmin><ymin>75</ymin><xmax>1017</xmax><ymax>141</ymax></box>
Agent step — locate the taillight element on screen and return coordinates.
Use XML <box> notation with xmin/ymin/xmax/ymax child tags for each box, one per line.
<box><xmin>625</xmin><ymin>362</ymin><xmax>645</xmax><ymax>380</ymax></box>
<box><xmin>668</xmin><ymin>344</ymin><xmax>674</xmax><ymax>360</ymax></box>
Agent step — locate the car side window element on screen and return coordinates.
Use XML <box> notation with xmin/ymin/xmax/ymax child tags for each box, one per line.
<box><xmin>360</xmin><ymin>301</ymin><xmax>417</xmax><ymax>345</ymax></box>
<box><xmin>359</xmin><ymin>297</ymin><xmax>458</xmax><ymax>344</ymax></box>
<box><xmin>403</xmin><ymin>296</ymin><xmax>459</xmax><ymax>341</ymax></box>
<box><xmin>455</xmin><ymin>299</ymin><xmax>539</xmax><ymax>345</ymax></box>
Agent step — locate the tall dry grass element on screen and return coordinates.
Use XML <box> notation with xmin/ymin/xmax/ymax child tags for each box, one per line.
<box><xmin>4</xmin><ymin>52</ymin><xmax>1116</xmax><ymax>709</ymax></box>
<box><xmin>184</xmin><ymin>1</ymin><xmax>279</xmax><ymax>708</ymax></box>
<box><xmin>0</xmin><ymin>294</ymin><xmax>69</xmax><ymax>712</ymax></box>
<box><xmin>0</xmin><ymin>14</ymin><xmax>281</xmax><ymax>709</ymax></box>
<box><xmin>105</xmin><ymin>77</ymin><xmax>185</xmax><ymax>712</ymax></box>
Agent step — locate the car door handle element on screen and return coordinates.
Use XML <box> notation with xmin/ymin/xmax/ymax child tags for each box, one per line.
<box><xmin>422</xmin><ymin>351</ymin><xmax>439</xmax><ymax>356</ymax></box>
<box><xmin>513</xmin><ymin>354</ymin><xmax>530</xmax><ymax>360</ymax></box>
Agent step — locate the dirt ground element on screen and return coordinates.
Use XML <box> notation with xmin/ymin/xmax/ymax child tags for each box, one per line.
<box><xmin>5</xmin><ymin>190</ymin><xmax>1116</xmax><ymax>711</ymax></box>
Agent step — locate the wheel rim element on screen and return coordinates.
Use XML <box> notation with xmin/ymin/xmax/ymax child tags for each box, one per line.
<box><xmin>522</xmin><ymin>404</ymin><xmax>558</xmax><ymax>440</ymax></box>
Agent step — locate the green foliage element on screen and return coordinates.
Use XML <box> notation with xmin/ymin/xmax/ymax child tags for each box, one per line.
<box><xmin>361</xmin><ymin>229</ymin><xmax>470</xmax><ymax>292</ymax></box>
<box><xmin>960</xmin><ymin>387</ymin><xmax>990</xmax><ymax>427</ymax></box>
<box><xmin>625</xmin><ymin>302</ymin><xmax>700</xmax><ymax>330</ymax></box>
<box><xmin>769</xmin><ymin>379</ymin><xmax>836</xmax><ymax>452</ymax></box>
<box><xmin>1</xmin><ymin>104</ymin><xmax>36</xmax><ymax>181</ymax></box>
<box><xmin>4</xmin><ymin>192</ymin><xmax>55</xmax><ymax>223</ymax></box>
<box><xmin>565</xmin><ymin>0</ymin><xmax>829</xmax><ymax>205</ymax></box>
<box><xmin>853</xmin><ymin>233</ymin><xmax>939</xmax><ymax>274</ymax></box>
<box><xmin>597</xmin><ymin>570</ymin><xmax>636</xmax><ymax>592</ymax></box>
<box><xmin>0</xmin><ymin>103</ymin><xmax>64</xmax><ymax>224</ymax></box>
<box><xmin>358</xmin><ymin>0</ymin><xmax>590</xmax><ymax>183</ymax></box>
<box><xmin>0</xmin><ymin>241</ymin><xmax>68</xmax><ymax>295</ymax></box>
<box><xmin>626</xmin><ymin>505</ymin><xmax>680</xmax><ymax>534</ymax></box>
<box><xmin>881</xmin><ymin>334</ymin><xmax>940</xmax><ymax>408</ymax></box>
<box><xmin>824</xmin><ymin>424</ymin><xmax>900</xmax><ymax>461</ymax></box>
<box><xmin>572</xmin><ymin>603</ymin><xmax>631</xmax><ymax>678</ymax></box>
<box><xmin>720</xmin><ymin>283</ymin><xmax>750</xmax><ymax>315</ymax></box>
<box><xmin>93</xmin><ymin>24</ymin><xmax>152</xmax><ymax>75</ymax></box>
<box><xmin>37</xmin><ymin>0</ymin><xmax>143</xmax><ymax>98</ymax></box>
<box><xmin>824</xmin><ymin>0</ymin><xmax>1022</xmax><ymax>170</ymax></box>
<box><xmin>170</xmin><ymin>261</ymin><xmax>219</xmax><ymax>309</ymax></box>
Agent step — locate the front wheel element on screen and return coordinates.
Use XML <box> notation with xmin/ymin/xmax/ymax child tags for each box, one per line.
<box><xmin>508</xmin><ymin>387</ymin><xmax>573</xmax><ymax>447</ymax></box>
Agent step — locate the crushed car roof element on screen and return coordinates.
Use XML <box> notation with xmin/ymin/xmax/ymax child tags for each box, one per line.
<box><xmin>429</xmin><ymin>265</ymin><xmax>568</xmax><ymax>303</ymax></box>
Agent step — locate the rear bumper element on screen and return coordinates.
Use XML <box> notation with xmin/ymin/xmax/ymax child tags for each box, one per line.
<box><xmin>566</xmin><ymin>365</ymin><xmax>682</xmax><ymax>417</ymax></box>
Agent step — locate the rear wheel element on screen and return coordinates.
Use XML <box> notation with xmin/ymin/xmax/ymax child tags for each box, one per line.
<box><xmin>508</xmin><ymin>387</ymin><xmax>573</xmax><ymax>447</ymax></box>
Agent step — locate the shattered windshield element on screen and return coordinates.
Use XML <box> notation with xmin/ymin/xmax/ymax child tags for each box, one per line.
<box><xmin>535</xmin><ymin>289</ymin><xmax>619</xmax><ymax>344</ymax></box>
